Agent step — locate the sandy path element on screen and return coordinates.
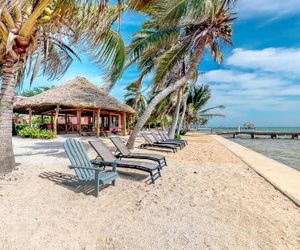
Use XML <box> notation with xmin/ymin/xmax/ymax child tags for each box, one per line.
<box><xmin>0</xmin><ymin>134</ymin><xmax>299</xmax><ymax>249</ymax></box>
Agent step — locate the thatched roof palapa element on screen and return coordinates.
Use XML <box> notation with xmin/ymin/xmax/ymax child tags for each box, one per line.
<box><xmin>13</xmin><ymin>77</ymin><xmax>135</xmax><ymax>114</ymax></box>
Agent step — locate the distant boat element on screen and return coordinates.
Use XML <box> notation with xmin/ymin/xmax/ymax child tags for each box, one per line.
<box><xmin>244</xmin><ymin>121</ymin><xmax>255</xmax><ymax>129</ymax></box>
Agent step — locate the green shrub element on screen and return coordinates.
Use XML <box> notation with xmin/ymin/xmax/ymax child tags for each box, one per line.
<box><xmin>32</xmin><ymin>115</ymin><xmax>51</xmax><ymax>125</ymax></box>
<box><xmin>18</xmin><ymin>127</ymin><xmax>55</xmax><ymax>139</ymax></box>
<box><xmin>15</xmin><ymin>123</ymin><xmax>29</xmax><ymax>134</ymax></box>
<box><xmin>174</xmin><ymin>133</ymin><xmax>182</xmax><ymax>140</ymax></box>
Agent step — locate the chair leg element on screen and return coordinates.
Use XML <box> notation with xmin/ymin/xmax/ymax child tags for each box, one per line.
<box><xmin>158</xmin><ymin>161</ymin><xmax>162</xmax><ymax>170</ymax></box>
<box><xmin>112</xmin><ymin>180</ymin><xmax>116</xmax><ymax>186</ymax></box>
<box><xmin>95</xmin><ymin>179</ymin><xmax>99</xmax><ymax>197</ymax></box>
<box><xmin>150</xmin><ymin>172</ymin><xmax>155</xmax><ymax>184</ymax></box>
<box><xmin>158</xmin><ymin>168</ymin><xmax>161</xmax><ymax>177</ymax></box>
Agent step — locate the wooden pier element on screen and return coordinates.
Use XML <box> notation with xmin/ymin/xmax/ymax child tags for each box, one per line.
<box><xmin>217</xmin><ymin>131</ymin><xmax>300</xmax><ymax>139</ymax></box>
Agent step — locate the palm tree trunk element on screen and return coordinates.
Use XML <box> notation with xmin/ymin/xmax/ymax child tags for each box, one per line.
<box><xmin>168</xmin><ymin>87</ymin><xmax>183</xmax><ymax>139</ymax></box>
<box><xmin>177</xmin><ymin>92</ymin><xmax>188</xmax><ymax>134</ymax></box>
<box><xmin>126</xmin><ymin>44</ymin><xmax>205</xmax><ymax>149</ymax></box>
<box><xmin>0</xmin><ymin>60</ymin><xmax>19</xmax><ymax>175</ymax></box>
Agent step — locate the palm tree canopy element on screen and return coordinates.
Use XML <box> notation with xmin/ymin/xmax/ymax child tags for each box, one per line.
<box><xmin>124</xmin><ymin>77</ymin><xmax>148</xmax><ymax>115</ymax></box>
<box><xmin>0</xmin><ymin>0</ymin><xmax>126</xmax><ymax>88</ymax></box>
<box><xmin>186</xmin><ymin>84</ymin><xmax>225</xmax><ymax>125</ymax></box>
<box><xmin>126</xmin><ymin>0</ymin><xmax>236</xmax><ymax>99</ymax></box>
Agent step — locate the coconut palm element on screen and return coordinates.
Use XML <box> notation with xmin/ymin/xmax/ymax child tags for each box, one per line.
<box><xmin>0</xmin><ymin>0</ymin><xmax>126</xmax><ymax>174</ymax></box>
<box><xmin>17</xmin><ymin>85</ymin><xmax>54</xmax><ymax>97</ymax></box>
<box><xmin>148</xmin><ymin>84</ymin><xmax>224</xmax><ymax>133</ymax></box>
<box><xmin>126</xmin><ymin>0</ymin><xmax>236</xmax><ymax>148</ymax></box>
<box><xmin>181</xmin><ymin>84</ymin><xmax>224</xmax><ymax>132</ymax></box>
<box><xmin>124</xmin><ymin>76</ymin><xmax>148</xmax><ymax>129</ymax></box>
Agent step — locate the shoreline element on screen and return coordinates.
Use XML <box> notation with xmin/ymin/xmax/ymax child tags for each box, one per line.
<box><xmin>214</xmin><ymin>135</ymin><xmax>300</xmax><ymax>206</ymax></box>
<box><xmin>1</xmin><ymin>134</ymin><xmax>299</xmax><ymax>249</ymax></box>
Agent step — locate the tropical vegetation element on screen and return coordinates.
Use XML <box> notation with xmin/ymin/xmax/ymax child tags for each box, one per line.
<box><xmin>17</xmin><ymin>86</ymin><xmax>54</xmax><ymax>97</ymax></box>
<box><xmin>0</xmin><ymin>0</ymin><xmax>238</xmax><ymax>175</ymax></box>
<box><xmin>0</xmin><ymin>0</ymin><xmax>126</xmax><ymax>174</ymax></box>
<box><xmin>125</xmin><ymin>83</ymin><xmax>224</xmax><ymax>134</ymax></box>
<box><xmin>126</xmin><ymin>0</ymin><xmax>236</xmax><ymax>148</ymax></box>
<box><xmin>18</xmin><ymin>127</ymin><xmax>55</xmax><ymax>139</ymax></box>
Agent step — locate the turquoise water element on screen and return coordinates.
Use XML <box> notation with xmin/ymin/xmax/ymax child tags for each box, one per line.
<box><xmin>211</xmin><ymin>127</ymin><xmax>300</xmax><ymax>133</ymax></box>
<box><xmin>213</xmin><ymin>128</ymin><xmax>300</xmax><ymax>171</ymax></box>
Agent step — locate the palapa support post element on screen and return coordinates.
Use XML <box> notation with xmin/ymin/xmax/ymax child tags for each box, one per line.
<box><xmin>28</xmin><ymin>108</ymin><xmax>32</xmax><ymax>128</ymax></box>
<box><xmin>53</xmin><ymin>105</ymin><xmax>61</xmax><ymax>137</ymax></box>
<box><xmin>50</xmin><ymin>113</ymin><xmax>53</xmax><ymax>130</ymax></box>
<box><xmin>77</xmin><ymin>109</ymin><xmax>82</xmax><ymax>135</ymax></box>
<box><xmin>65</xmin><ymin>114</ymin><xmax>68</xmax><ymax>133</ymax></box>
<box><xmin>121</xmin><ymin>112</ymin><xmax>127</xmax><ymax>136</ymax></box>
<box><xmin>96</xmin><ymin>108</ymin><xmax>101</xmax><ymax>138</ymax></box>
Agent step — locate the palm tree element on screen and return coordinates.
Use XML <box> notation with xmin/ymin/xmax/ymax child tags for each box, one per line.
<box><xmin>126</xmin><ymin>0</ymin><xmax>236</xmax><ymax>148</ymax></box>
<box><xmin>181</xmin><ymin>84</ymin><xmax>224</xmax><ymax>133</ymax></box>
<box><xmin>124</xmin><ymin>77</ymin><xmax>148</xmax><ymax>129</ymax></box>
<box><xmin>0</xmin><ymin>1</ymin><xmax>126</xmax><ymax>175</ymax></box>
<box><xmin>16</xmin><ymin>86</ymin><xmax>54</xmax><ymax>97</ymax></box>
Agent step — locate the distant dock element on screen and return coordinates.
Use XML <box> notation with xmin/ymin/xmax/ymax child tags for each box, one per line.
<box><xmin>217</xmin><ymin>131</ymin><xmax>300</xmax><ymax>139</ymax></box>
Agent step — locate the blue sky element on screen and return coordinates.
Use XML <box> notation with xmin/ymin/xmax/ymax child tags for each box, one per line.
<box><xmin>23</xmin><ymin>0</ymin><xmax>300</xmax><ymax>127</ymax></box>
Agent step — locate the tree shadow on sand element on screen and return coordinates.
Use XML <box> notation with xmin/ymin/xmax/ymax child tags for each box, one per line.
<box><xmin>15</xmin><ymin>141</ymin><xmax>65</xmax><ymax>157</ymax></box>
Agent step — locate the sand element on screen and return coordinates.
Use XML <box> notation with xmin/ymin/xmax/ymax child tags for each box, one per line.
<box><xmin>0</xmin><ymin>134</ymin><xmax>300</xmax><ymax>249</ymax></box>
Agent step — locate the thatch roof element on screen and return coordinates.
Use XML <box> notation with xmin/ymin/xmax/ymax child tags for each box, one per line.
<box><xmin>13</xmin><ymin>77</ymin><xmax>135</xmax><ymax>114</ymax></box>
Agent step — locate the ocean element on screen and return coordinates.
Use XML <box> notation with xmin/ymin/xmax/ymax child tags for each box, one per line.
<box><xmin>200</xmin><ymin>127</ymin><xmax>300</xmax><ymax>171</ymax></box>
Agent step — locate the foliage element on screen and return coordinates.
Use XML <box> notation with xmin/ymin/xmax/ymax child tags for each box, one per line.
<box><xmin>0</xmin><ymin>1</ymin><xmax>126</xmax><ymax>87</ymax></box>
<box><xmin>148</xmin><ymin>83</ymin><xmax>224</xmax><ymax>129</ymax></box>
<box><xmin>184</xmin><ymin>84</ymin><xmax>225</xmax><ymax>129</ymax></box>
<box><xmin>124</xmin><ymin>77</ymin><xmax>148</xmax><ymax>128</ymax></box>
<box><xmin>174</xmin><ymin>133</ymin><xmax>182</xmax><ymax>140</ymax></box>
<box><xmin>127</xmin><ymin>0</ymin><xmax>236</xmax><ymax>91</ymax></box>
<box><xmin>124</xmin><ymin>78</ymin><xmax>148</xmax><ymax>115</ymax></box>
<box><xmin>17</xmin><ymin>86</ymin><xmax>54</xmax><ymax>97</ymax></box>
<box><xmin>18</xmin><ymin>127</ymin><xmax>55</xmax><ymax>139</ymax></box>
<box><xmin>32</xmin><ymin>116</ymin><xmax>51</xmax><ymax>125</ymax></box>
<box><xmin>15</xmin><ymin>123</ymin><xmax>28</xmax><ymax>134</ymax></box>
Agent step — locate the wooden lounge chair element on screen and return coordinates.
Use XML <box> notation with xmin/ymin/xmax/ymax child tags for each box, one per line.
<box><xmin>158</xmin><ymin>130</ymin><xmax>187</xmax><ymax>146</ymax></box>
<box><xmin>151</xmin><ymin>132</ymin><xmax>184</xmax><ymax>149</ymax></box>
<box><xmin>141</xmin><ymin>133</ymin><xmax>178</xmax><ymax>153</ymax></box>
<box><xmin>109</xmin><ymin>136</ymin><xmax>167</xmax><ymax>169</ymax></box>
<box><xmin>88</xmin><ymin>140</ymin><xmax>161</xmax><ymax>184</ymax></box>
<box><xmin>64</xmin><ymin>138</ymin><xmax>118</xmax><ymax>197</ymax></box>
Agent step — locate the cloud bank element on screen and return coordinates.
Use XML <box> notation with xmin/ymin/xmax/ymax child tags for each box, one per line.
<box><xmin>203</xmin><ymin>47</ymin><xmax>300</xmax><ymax>126</ymax></box>
<box><xmin>236</xmin><ymin>0</ymin><xmax>300</xmax><ymax>19</ymax></box>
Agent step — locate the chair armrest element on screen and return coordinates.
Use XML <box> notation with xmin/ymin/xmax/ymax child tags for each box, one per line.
<box><xmin>69</xmin><ymin>165</ymin><xmax>100</xmax><ymax>172</ymax></box>
<box><xmin>90</xmin><ymin>160</ymin><xmax>118</xmax><ymax>172</ymax></box>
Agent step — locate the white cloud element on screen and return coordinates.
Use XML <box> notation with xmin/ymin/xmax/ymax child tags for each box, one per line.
<box><xmin>226</xmin><ymin>48</ymin><xmax>300</xmax><ymax>78</ymax></box>
<box><xmin>202</xmin><ymin>47</ymin><xmax>300</xmax><ymax>125</ymax></box>
<box><xmin>236</xmin><ymin>0</ymin><xmax>300</xmax><ymax>19</ymax></box>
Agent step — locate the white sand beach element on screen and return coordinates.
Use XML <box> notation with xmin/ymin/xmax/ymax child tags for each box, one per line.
<box><xmin>1</xmin><ymin>134</ymin><xmax>300</xmax><ymax>249</ymax></box>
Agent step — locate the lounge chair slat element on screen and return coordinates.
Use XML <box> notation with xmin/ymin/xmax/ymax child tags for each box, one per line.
<box><xmin>109</xmin><ymin>136</ymin><xmax>131</xmax><ymax>156</ymax></box>
<box><xmin>141</xmin><ymin>133</ymin><xmax>178</xmax><ymax>153</ymax></box>
<box><xmin>64</xmin><ymin>139</ymin><xmax>118</xmax><ymax>196</ymax></box>
<box><xmin>68</xmin><ymin>139</ymin><xmax>92</xmax><ymax>179</ymax></box>
<box><xmin>151</xmin><ymin>133</ymin><xmax>183</xmax><ymax>149</ymax></box>
<box><xmin>110</xmin><ymin>136</ymin><xmax>167</xmax><ymax>168</ymax></box>
<box><xmin>64</xmin><ymin>139</ymin><xmax>88</xmax><ymax>180</ymax></box>
<box><xmin>161</xmin><ymin>131</ymin><xmax>187</xmax><ymax>145</ymax></box>
<box><xmin>89</xmin><ymin>140</ymin><xmax>161</xmax><ymax>183</ymax></box>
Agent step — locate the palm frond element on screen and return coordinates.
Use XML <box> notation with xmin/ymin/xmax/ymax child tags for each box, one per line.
<box><xmin>157</xmin><ymin>0</ymin><xmax>213</xmax><ymax>26</ymax></box>
<box><xmin>154</xmin><ymin>42</ymin><xmax>190</xmax><ymax>84</ymax></box>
